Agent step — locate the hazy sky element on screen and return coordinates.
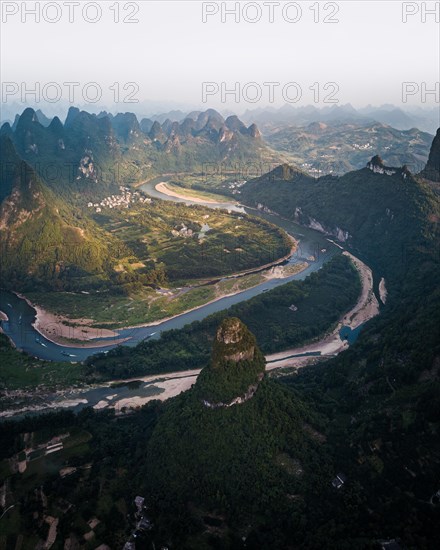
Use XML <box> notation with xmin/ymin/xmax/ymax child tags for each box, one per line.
<box><xmin>1</xmin><ymin>0</ymin><xmax>439</xmax><ymax>115</ymax></box>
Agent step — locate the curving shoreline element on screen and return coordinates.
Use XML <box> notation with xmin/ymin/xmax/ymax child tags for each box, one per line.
<box><xmin>107</xmin><ymin>250</ymin><xmax>380</xmax><ymax>412</ymax></box>
<box><xmin>21</xmin><ymin>244</ymin><xmax>305</xmax><ymax>349</ymax></box>
<box><xmin>0</xmin><ymin>242</ymin><xmax>376</xmax><ymax>417</ymax></box>
<box><xmin>13</xmin><ymin>292</ymin><xmax>129</xmax><ymax>349</ymax></box>
<box><xmin>264</xmin><ymin>251</ymin><xmax>379</xmax><ymax>370</ymax></box>
<box><xmin>18</xmin><ymin>219</ymin><xmax>300</xmax><ymax>347</ymax></box>
<box><xmin>155</xmin><ymin>182</ymin><xmax>229</xmax><ymax>204</ymax></box>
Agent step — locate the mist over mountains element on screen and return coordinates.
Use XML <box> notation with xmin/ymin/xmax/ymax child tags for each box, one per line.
<box><xmin>1</xmin><ymin>107</ymin><xmax>277</xmax><ymax>195</ymax></box>
<box><xmin>239</xmin><ymin>103</ymin><xmax>439</xmax><ymax>134</ymax></box>
<box><xmin>2</xmin><ymin>103</ymin><xmax>438</xmax><ymax>135</ymax></box>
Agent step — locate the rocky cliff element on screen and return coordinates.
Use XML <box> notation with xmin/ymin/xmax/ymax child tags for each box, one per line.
<box><xmin>196</xmin><ymin>318</ymin><xmax>265</xmax><ymax>404</ymax></box>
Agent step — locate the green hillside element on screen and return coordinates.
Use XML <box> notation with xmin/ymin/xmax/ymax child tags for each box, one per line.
<box><xmin>0</xmin><ymin>110</ymin><xmax>289</xmax><ymax>300</ymax></box>
<box><xmin>0</xmin><ymin>135</ymin><xmax>115</xmax><ymax>292</ymax></box>
<box><xmin>141</xmin><ymin>319</ymin><xmax>331</xmax><ymax>548</ymax></box>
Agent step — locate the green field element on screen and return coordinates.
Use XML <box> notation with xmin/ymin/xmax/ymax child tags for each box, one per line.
<box><xmin>91</xmin><ymin>198</ymin><xmax>290</xmax><ymax>282</ymax></box>
<box><xmin>20</xmin><ymin>197</ymin><xmax>291</xmax><ymax>327</ymax></box>
<box><xmin>26</xmin><ymin>264</ymin><xmax>305</xmax><ymax>332</ymax></box>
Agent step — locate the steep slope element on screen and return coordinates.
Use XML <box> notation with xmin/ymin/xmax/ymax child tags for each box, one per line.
<box><xmin>241</xmin><ymin>157</ymin><xmax>438</xmax><ymax>288</ymax></box>
<box><xmin>141</xmin><ymin>318</ymin><xmax>330</xmax><ymax>548</ymax></box>
<box><xmin>0</xmin><ymin>136</ymin><xmax>114</xmax><ymax>291</ymax></box>
<box><xmin>194</xmin><ymin>317</ymin><xmax>265</xmax><ymax>404</ymax></box>
<box><xmin>6</xmin><ymin>107</ymin><xmax>121</xmax><ymax>197</ymax></box>
<box><xmin>237</xmin><ymin>138</ymin><xmax>440</xmax><ymax>548</ymax></box>
<box><xmin>5</xmin><ymin>108</ymin><xmax>281</xmax><ymax>197</ymax></box>
<box><xmin>420</xmin><ymin>127</ymin><xmax>440</xmax><ymax>182</ymax></box>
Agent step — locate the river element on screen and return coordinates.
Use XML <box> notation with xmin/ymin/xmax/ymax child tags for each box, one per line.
<box><xmin>0</xmin><ymin>183</ymin><xmax>352</xmax><ymax>418</ymax></box>
<box><xmin>0</xmin><ymin>183</ymin><xmax>340</xmax><ymax>363</ymax></box>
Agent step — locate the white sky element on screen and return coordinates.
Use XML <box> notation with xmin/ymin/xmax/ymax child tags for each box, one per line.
<box><xmin>0</xmin><ymin>0</ymin><xmax>439</xmax><ymax>115</ymax></box>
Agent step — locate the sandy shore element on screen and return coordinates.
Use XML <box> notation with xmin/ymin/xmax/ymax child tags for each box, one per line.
<box><xmin>32</xmin><ymin>305</ymin><xmax>129</xmax><ymax>348</ymax></box>
<box><xmin>340</xmin><ymin>251</ymin><xmax>379</xmax><ymax>329</ymax></box>
<box><xmin>21</xmin><ymin>253</ymin><xmax>306</xmax><ymax>347</ymax></box>
<box><xmin>90</xmin><ymin>370</ymin><xmax>201</xmax><ymax>412</ymax></box>
<box><xmin>156</xmin><ymin>182</ymin><xmax>227</xmax><ymax>205</ymax></box>
<box><xmin>113</xmin><ymin>375</ymin><xmax>198</xmax><ymax>410</ymax></box>
<box><xmin>264</xmin><ymin>251</ymin><xmax>379</xmax><ymax>370</ymax></box>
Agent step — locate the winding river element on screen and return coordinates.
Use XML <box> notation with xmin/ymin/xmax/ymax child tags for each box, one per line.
<box><xmin>0</xmin><ymin>182</ymin><xmax>340</xmax><ymax>363</ymax></box>
<box><xmin>0</xmin><ymin>182</ymin><xmax>368</xmax><ymax>418</ymax></box>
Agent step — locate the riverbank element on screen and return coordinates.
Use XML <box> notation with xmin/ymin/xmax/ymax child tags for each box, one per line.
<box><xmin>0</xmin><ymin>369</ymin><xmax>202</xmax><ymax>418</ymax></box>
<box><xmin>0</xmin><ymin>251</ymin><xmax>366</xmax><ymax>418</ymax></box>
<box><xmin>22</xmin><ymin>233</ymin><xmax>301</xmax><ymax>347</ymax></box>
<box><xmin>111</xmin><ymin>374</ymin><xmax>199</xmax><ymax>411</ymax></box>
<box><xmin>264</xmin><ymin>251</ymin><xmax>379</xmax><ymax>370</ymax></box>
<box><xmin>32</xmin><ymin>305</ymin><xmax>127</xmax><ymax>348</ymax></box>
<box><xmin>21</xmin><ymin>251</ymin><xmax>375</xmax><ymax>414</ymax></box>
<box><xmin>155</xmin><ymin>182</ymin><xmax>233</xmax><ymax>205</ymax></box>
<box><xmin>8</xmin><ymin>292</ymin><xmax>130</xmax><ymax>349</ymax></box>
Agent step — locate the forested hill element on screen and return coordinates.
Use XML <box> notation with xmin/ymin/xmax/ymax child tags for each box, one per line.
<box><xmin>0</xmin><ymin>135</ymin><xmax>114</xmax><ymax>291</ymax></box>
<box><xmin>0</xmin><ymin>107</ymin><xmax>280</xmax><ymax>197</ymax></box>
<box><xmin>236</xmin><ymin>137</ymin><xmax>440</xmax><ymax>547</ymax></box>
<box><xmin>241</xmin><ymin>153</ymin><xmax>439</xmax><ymax>292</ymax></box>
<box><xmin>141</xmin><ymin>319</ymin><xmax>333</xmax><ymax>547</ymax></box>
<box><xmin>194</xmin><ymin>317</ymin><xmax>266</xmax><ymax>403</ymax></box>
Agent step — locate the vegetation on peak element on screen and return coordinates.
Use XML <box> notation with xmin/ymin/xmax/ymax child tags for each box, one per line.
<box><xmin>212</xmin><ymin>317</ymin><xmax>257</xmax><ymax>364</ymax></box>
<box><xmin>368</xmin><ymin>154</ymin><xmax>384</xmax><ymax>167</ymax></box>
<box><xmin>195</xmin><ymin>318</ymin><xmax>266</xmax><ymax>404</ymax></box>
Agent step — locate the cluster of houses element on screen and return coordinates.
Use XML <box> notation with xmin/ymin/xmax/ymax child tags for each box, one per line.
<box><xmin>87</xmin><ymin>186</ymin><xmax>151</xmax><ymax>213</ymax></box>
<box><xmin>352</xmin><ymin>142</ymin><xmax>373</xmax><ymax>150</ymax></box>
<box><xmin>300</xmin><ymin>162</ymin><xmax>325</xmax><ymax>176</ymax></box>
<box><xmin>15</xmin><ymin>433</ymin><xmax>70</xmax><ymax>473</ymax></box>
<box><xmin>367</xmin><ymin>162</ymin><xmax>397</xmax><ymax>176</ymax></box>
<box><xmin>171</xmin><ymin>224</ymin><xmax>194</xmax><ymax>238</ymax></box>
<box><xmin>227</xmin><ymin>179</ymin><xmax>247</xmax><ymax>195</ymax></box>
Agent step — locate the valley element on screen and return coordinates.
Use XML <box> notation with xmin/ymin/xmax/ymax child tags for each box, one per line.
<box><xmin>0</xmin><ymin>106</ymin><xmax>439</xmax><ymax>550</ymax></box>
<box><xmin>2</xmin><ymin>2</ymin><xmax>440</xmax><ymax>545</ymax></box>
<box><xmin>0</xmin><ymin>247</ymin><xmax>375</xmax><ymax>419</ymax></box>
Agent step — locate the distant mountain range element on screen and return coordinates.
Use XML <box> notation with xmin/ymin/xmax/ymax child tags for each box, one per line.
<box><xmin>240</xmin><ymin>103</ymin><xmax>439</xmax><ymax>134</ymax></box>
<box><xmin>0</xmin><ymin>107</ymin><xmax>284</xmax><ymax>291</ymax></box>
<box><xmin>2</xmin><ymin>103</ymin><xmax>437</xmax><ymax>134</ymax></box>
<box><xmin>264</xmin><ymin>121</ymin><xmax>434</xmax><ymax>175</ymax></box>
<box><xmin>1</xmin><ymin>105</ymin><xmax>438</xmax><ymax>292</ymax></box>
<box><xmin>0</xmin><ymin>107</ymin><xmax>280</xmax><ymax>195</ymax></box>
